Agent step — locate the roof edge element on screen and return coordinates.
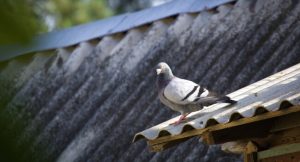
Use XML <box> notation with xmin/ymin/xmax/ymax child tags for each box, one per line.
<box><xmin>0</xmin><ymin>0</ymin><xmax>235</xmax><ymax>61</ymax></box>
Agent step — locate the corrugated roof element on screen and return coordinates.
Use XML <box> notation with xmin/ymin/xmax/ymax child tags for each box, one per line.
<box><xmin>0</xmin><ymin>0</ymin><xmax>235</xmax><ymax>61</ymax></box>
<box><xmin>133</xmin><ymin>63</ymin><xmax>300</xmax><ymax>141</ymax></box>
<box><xmin>0</xmin><ymin>0</ymin><xmax>300</xmax><ymax>161</ymax></box>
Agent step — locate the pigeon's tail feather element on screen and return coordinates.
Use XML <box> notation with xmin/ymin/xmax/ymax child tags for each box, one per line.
<box><xmin>218</xmin><ymin>96</ymin><xmax>237</xmax><ymax>105</ymax></box>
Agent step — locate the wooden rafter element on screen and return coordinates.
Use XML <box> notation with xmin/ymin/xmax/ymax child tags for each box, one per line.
<box><xmin>149</xmin><ymin>106</ymin><xmax>300</xmax><ymax>151</ymax></box>
<box><xmin>258</xmin><ymin>142</ymin><xmax>300</xmax><ymax>159</ymax></box>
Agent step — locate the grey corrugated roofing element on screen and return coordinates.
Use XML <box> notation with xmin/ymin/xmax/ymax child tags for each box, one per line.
<box><xmin>0</xmin><ymin>0</ymin><xmax>235</xmax><ymax>61</ymax></box>
<box><xmin>134</xmin><ymin>63</ymin><xmax>300</xmax><ymax>141</ymax></box>
<box><xmin>0</xmin><ymin>0</ymin><xmax>300</xmax><ymax>162</ymax></box>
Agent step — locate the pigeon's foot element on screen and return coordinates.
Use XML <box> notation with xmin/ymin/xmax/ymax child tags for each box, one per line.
<box><xmin>169</xmin><ymin>120</ymin><xmax>182</xmax><ymax>126</ymax></box>
<box><xmin>169</xmin><ymin>113</ymin><xmax>190</xmax><ymax>126</ymax></box>
<box><xmin>169</xmin><ymin>118</ymin><xmax>187</xmax><ymax>125</ymax></box>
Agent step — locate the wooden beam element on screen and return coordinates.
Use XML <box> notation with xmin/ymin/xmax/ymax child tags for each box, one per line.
<box><xmin>202</xmin><ymin>130</ymin><xmax>215</xmax><ymax>144</ymax></box>
<box><xmin>149</xmin><ymin>106</ymin><xmax>300</xmax><ymax>146</ymax></box>
<box><xmin>243</xmin><ymin>141</ymin><xmax>258</xmax><ymax>162</ymax></box>
<box><xmin>258</xmin><ymin>142</ymin><xmax>300</xmax><ymax>159</ymax></box>
<box><xmin>269</xmin><ymin>127</ymin><xmax>300</xmax><ymax>146</ymax></box>
<box><xmin>270</xmin><ymin>112</ymin><xmax>300</xmax><ymax>132</ymax></box>
<box><xmin>259</xmin><ymin>152</ymin><xmax>300</xmax><ymax>162</ymax></box>
<box><xmin>149</xmin><ymin>138</ymin><xmax>190</xmax><ymax>152</ymax></box>
<box><xmin>211</xmin><ymin>120</ymin><xmax>273</xmax><ymax>144</ymax></box>
<box><xmin>203</xmin><ymin>120</ymin><xmax>273</xmax><ymax>145</ymax></box>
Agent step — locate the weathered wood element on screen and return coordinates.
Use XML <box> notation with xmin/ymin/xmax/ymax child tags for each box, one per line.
<box><xmin>260</xmin><ymin>152</ymin><xmax>300</xmax><ymax>162</ymax></box>
<box><xmin>269</xmin><ymin>127</ymin><xmax>300</xmax><ymax>146</ymax></box>
<box><xmin>149</xmin><ymin>138</ymin><xmax>190</xmax><ymax>152</ymax></box>
<box><xmin>212</xmin><ymin>120</ymin><xmax>272</xmax><ymax>144</ymax></box>
<box><xmin>220</xmin><ymin>126</ymin><xmax>300</xmax><ymax>154</ymax></box>
<box><xmin>149</xmin><ymin>106</ymin><xmax>300</xmax><ymax>147</ymax></box>
<box><xmin>258</xmin><ymin>143</ymin><xmax>300</xmax><ymax>159</ymax></box>
<box><xmin>270</xmin><ymin>112</ymin><xmax>300</xmax><ymax>132</ymax></box>
<box><xmin>243</xmin><ymin>141</ymin><xmax>258</xmax><ymax>162</ymax></box>
<box><xmin>202</xmin><ymin>130</ymin><xmax>215</xmax><ymax>144</ymax></box>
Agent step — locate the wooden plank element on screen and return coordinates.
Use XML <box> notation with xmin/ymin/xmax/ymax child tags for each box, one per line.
<box><xmin>243</xmin><ymin>141</ymin><xmax>258</xmax><ymax>162</ymax></box>
<box><xmin>149</xmin><ymin>106</ymin><xmax>300</xmax><ymax>146</ymax></box>
<box><xmin>269</xmin><ymin>127</ymin><xmax>300</xmax><ymax>146</ymax></box>
<box><xmin>270</xmin><ymin>112</ymin><xmax>300</xmax><ymax>132</ymax></box>
<box><xmin>260</xmin><ymin>151</ymin><xmax>300</xmax><ymax>162</ymax></box>
<box><xmin>212</xmin><ymin>120</ymin><xmax>272</xmax><ymax>144</ymax></box>
<box><xmin>258</xmin><ymin>142</ymin><xmax>300</xmax><ymax>159</ymax></box>
<box><xmin>149</xmin><ymin>138</ymin><xmax>191</xmax><ymax>152</ymax></box>
<box><xmin>202</xmin><ymin>130</ymin><xmax>215</xmax><ymax>144</ymax></box>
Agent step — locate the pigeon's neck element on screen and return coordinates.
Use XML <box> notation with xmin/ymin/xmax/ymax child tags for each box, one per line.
<box><xmin>157</xmin><ymin>73</ymin><xmax>174</xmax><ymax>90</ymax></box>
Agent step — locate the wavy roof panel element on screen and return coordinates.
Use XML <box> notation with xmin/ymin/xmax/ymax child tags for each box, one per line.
<box><xmin>134</xmin><ymin>63</ymin><xmax>300</xmax><ymax>141</ymax></box>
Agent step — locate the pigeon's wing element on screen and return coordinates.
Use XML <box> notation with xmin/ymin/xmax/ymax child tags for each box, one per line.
<box><xmin>163</xmin><ymin>77</ymin><xmax>208</xmax><ymax>105</ymax></box>
<box><xmin>195</xmin><ymin>96</ymin><xmax>220</xmax><ymax>106</ymax></box>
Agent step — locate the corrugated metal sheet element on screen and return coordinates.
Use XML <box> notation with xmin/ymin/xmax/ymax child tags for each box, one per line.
<box><xmin>0</xmin><ymin>0</ymin><xmax>300</xmax><ymax>161</ymax></box>
<box><xmin>133</xmin><ymin>63</ymin><xmax>300</xmax><ymax>141</ymax></box>
<box><xmin>0</xmin><ymin>0</ymin><xmax>235</xmax><ymax>61</ymax></box>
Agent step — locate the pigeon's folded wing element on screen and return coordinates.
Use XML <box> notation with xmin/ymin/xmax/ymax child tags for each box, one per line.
<box><xmin>163</xmin><ymin>77</ymin><xmax>208</xmax><ymax>105</ymax></box>
<box><xmin>195</xmin><ymin>96</ymin><xmax>221</xmax><ymax>106</ymax></box>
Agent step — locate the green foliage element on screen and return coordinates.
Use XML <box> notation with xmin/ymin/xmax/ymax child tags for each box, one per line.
<box><xmin>46</xmin><ymin>0</ymin><xmax>113</xmax><ymax>28</ymax></box>
<box><xmin>108</xmin><ymin>0</ymin><xmax>151</xmax><ymax>14</ymax></box>
<box><xmin>0</xmin><ymin>0</ymin><xmax>113</xmax><ymax>45</ymax></box>
<box><xmin>0</xmin><ymin>0</ymin><xmax>44</xmax><ymax>45</ymax></box>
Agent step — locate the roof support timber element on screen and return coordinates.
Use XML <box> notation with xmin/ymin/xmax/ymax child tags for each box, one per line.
<box><xmin>148</xmin><ymin>106</ymin><xmax>300</xmax><ymax>151</ymax></box>
<box><xmin>268</xmin><ymin>126</ymin><xmax>300</xmax><ymax>148</ymax></box>
<box><xmin>202</xmin><ymin>130</ymin><xmax>215</xmax><ymax>145</ymax></box>
<box><xmin>258</xmin><ymin>142</ymin><xmax>300</xmax><ymax>160</ymax></box>
<box><xmin>243</xmin><ymin>141</ymin><xmax>258</xmax><ymax>162</ymax></box>
<box><xmin>149</xmin><ymin>137</ymin><xmax>191</xmax><ymax>152</ymax></box>
<box><xmin>207</xmin><ymin>120</ymin><xmax>273</xmax><ymax>144</ymax></box>
<box><xmin>270</xmin><ymin>112</ymin><xmax>300</xmax><ymax>132</ymax></box>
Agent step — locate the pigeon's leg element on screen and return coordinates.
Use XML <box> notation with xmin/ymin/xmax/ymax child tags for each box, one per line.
<box><xmin>170</xmin><ymin>113</ymin><xmax>190</xmax><ymax>125</ymax></box>
<box><xmin>181</xmin><ymin>113</ymin><xmax>190</xmax><ymax>120</ymax></box>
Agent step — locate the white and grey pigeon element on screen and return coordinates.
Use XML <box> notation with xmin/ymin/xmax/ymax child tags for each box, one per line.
<box><xmin>156</xmin><ymin>62</ymin><xmax>237</xmax><ymax>125</ymax></box>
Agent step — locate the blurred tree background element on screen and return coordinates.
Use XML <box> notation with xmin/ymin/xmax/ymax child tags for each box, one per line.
<box><xmin>0</xmin><ymin>0</ymin><xmax>43</xmax><ymax>44</ymax></box>
<box><xmin>108</xmin><ymin>0</ymin><xmax>173</xmax><ymax>13</ymax></box>
<box><xmin>44</xmin><ymin>0</ymin><xmax>113</xmax><ymax>29</ymax></box>
<box><xmin>0</xmin><ymin>0</ymin><xmax>172</xmax><ymax>45</ymax></box>
<box><xmin>43</xmin><ymin>0</ymin><xmax>172</xmax><ymax>29</ymax></box>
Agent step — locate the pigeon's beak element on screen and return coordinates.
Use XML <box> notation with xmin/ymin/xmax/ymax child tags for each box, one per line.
<box><xmin>156</xmin><ymin>69</ymin><xmax>162</xmax><ymax>75</ymax></box>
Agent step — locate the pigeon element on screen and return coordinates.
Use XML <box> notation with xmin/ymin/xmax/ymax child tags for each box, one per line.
<box><xmin>155</xmin><ymin>62</ymin><xmax>237</xmax><ymax>125</ymax></box>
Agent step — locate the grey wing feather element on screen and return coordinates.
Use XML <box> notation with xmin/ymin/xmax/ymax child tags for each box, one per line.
<box><xmin>194</xmin><ymin>96</ymin><xmax>221</xmax><ymax>106</ymax></box>
<box><xmin>163</xmin><ymin>77</ymin><xmax>208</xmax><ymax>105</ymax></box>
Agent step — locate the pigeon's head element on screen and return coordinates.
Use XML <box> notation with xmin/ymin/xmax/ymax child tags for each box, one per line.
<box><xmin>156</xmin><ymin>62</ymin><xmax>173</xmax><ymax>77</ymax></box>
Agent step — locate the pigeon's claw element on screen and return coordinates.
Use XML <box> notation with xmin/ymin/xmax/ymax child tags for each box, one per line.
<box><xmin>169</xmin><ymin>113</ymin><xmax>189</xmax><ymax>126</ymax></box>
<box><xmin>169</xmin><ymin>120</ymin><xmax>181</xmax><ymax>126</ymax></box>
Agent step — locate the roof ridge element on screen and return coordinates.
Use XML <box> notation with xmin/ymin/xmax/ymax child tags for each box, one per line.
<box><xmin>0</xmin><ymin>0</ymin><xmax>235</xmax><ymax>61</ymax></box>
